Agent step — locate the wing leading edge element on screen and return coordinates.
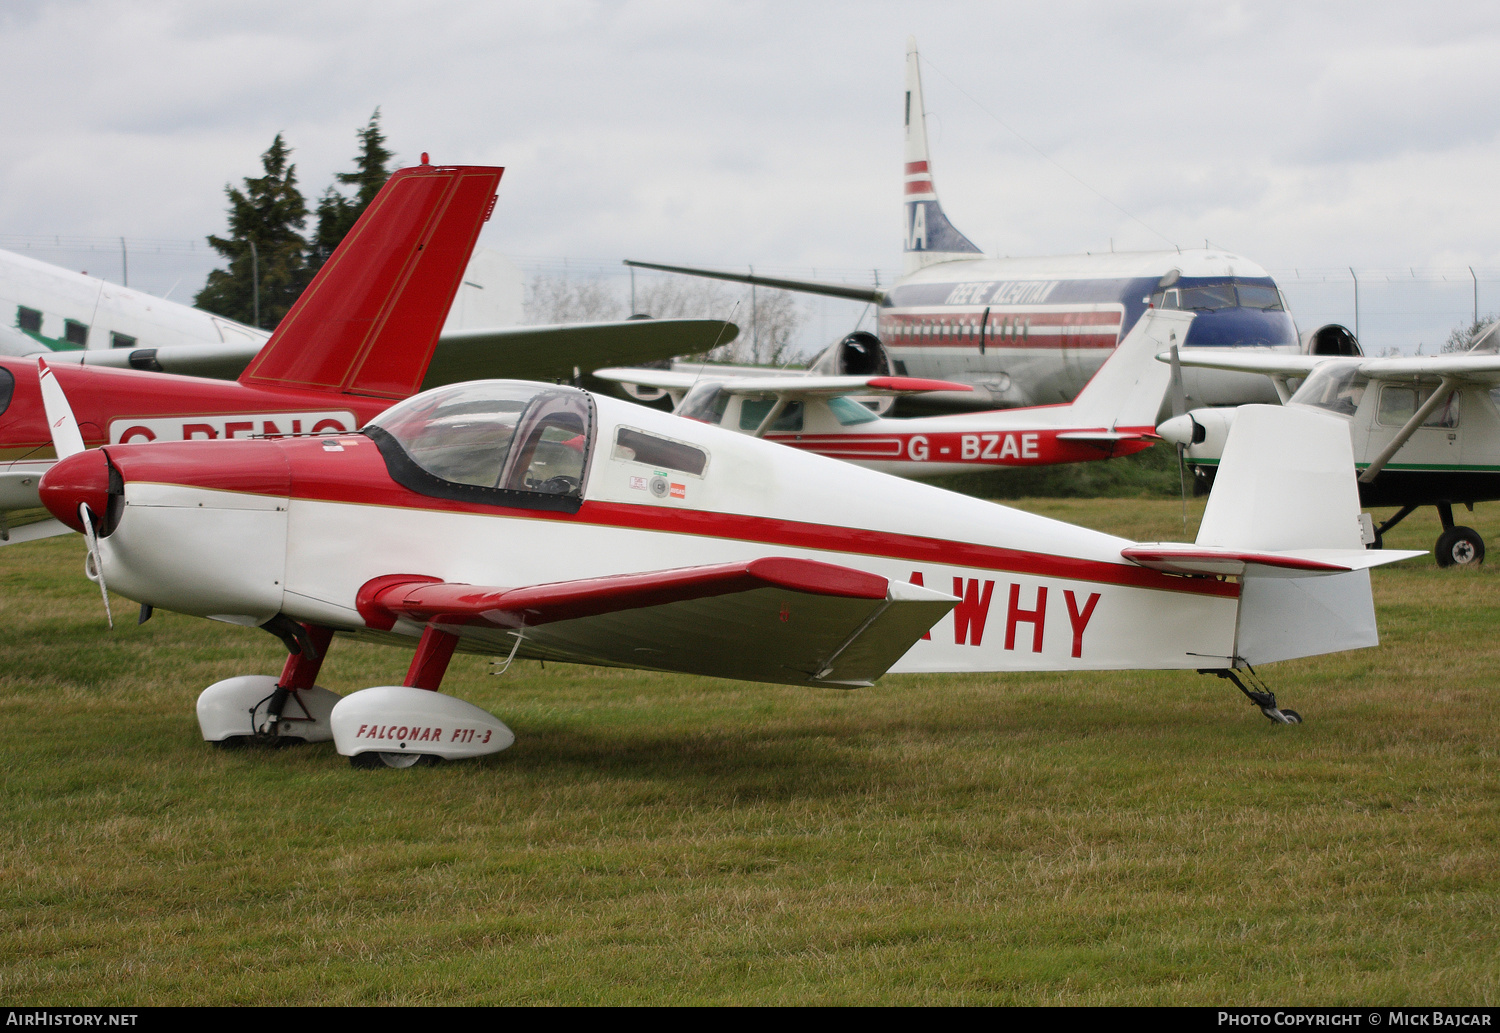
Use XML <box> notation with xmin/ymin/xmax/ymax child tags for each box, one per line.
<box><xmin>357</xmin><ymin>557</ymin><xmax>957</xmax><ymax>687</ymax></box>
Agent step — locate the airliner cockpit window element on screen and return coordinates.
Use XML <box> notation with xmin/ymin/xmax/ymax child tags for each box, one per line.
<box><xmin>1177</xmin><ymin>284</ymin><xmax>1238</xmax><ymax>311</ymax></box>
<box><xmin>1235</xmin><ymin>284</ymin><xmax>1285</xmax><ymax>311</ymax></box>
<box><xmin>365</xmin><ymin>380</ymin><xmax>594</xmax><ymax>513</ymax></box>
<box><xmin>1289</xmin><ymin>362</ymin><xmax>1369</xmax><ymax>417</ymax></box>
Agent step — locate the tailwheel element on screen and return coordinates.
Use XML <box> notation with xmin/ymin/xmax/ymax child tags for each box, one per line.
<box><xmin>1204</xmin><ymin>665</ymin><xmax>1304</xmax><ymax>725</ymax></box>
<box><xmin>349</xmin><ymin>751</ymin><xmax>441</xmax><ymax>769</ymax></box>
<box><xmin>1279</xmin><ymin>709</ymin><xmax>1303</xmax><ymax>724</ymax></box>
<box><xmin>1435</xmin><ymin>526</ymin><xmax>1484</xmax><ymax>568</ymax></box>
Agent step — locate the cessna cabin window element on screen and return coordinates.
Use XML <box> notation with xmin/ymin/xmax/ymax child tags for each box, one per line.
<box><xmin>739</xmin><ymin>398</ymin><xmax>804</xmax><ymax>433</ymax></box>
<box><xmin>828</xmin><ymin>396</ymin><xmax>879</xmax><ymax>425</ymax></box>
<box><xmin>677</xmin><ymin>383</ymin><xmax>730</xmax><ymax>425</ymax></box>
<box><xmin>1288</xmin><ymin>361</ymin><xmax>1369</xmax><ymax>417</ymax></box>
<box><xmin>64</xmin><ymin>320</ymin><xmax>88</xmax><ymax>346</ymax></box>
<box><xmin>364</xmin><ymin>381</ymin><xmax>594</xmax><ymax>513</ymax></box>
<box><xmin>1378</xmin><ymin>385</ymin><xmax>1460</xmax><ymax>429</ymax></box>
<box><xmin>16</xmin><ymin>307</ymin><xmax>41</xmax><ymax>333</ymax></box>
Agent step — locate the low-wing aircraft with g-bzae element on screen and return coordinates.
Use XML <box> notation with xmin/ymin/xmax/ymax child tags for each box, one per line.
<box><xmin>594</xmin><ymin>309</ymin><xmax>1191</xmax><ymax>478</ymax></box>
<box><xmin>0</xmin><ymin>162</ymin><xmax>735</xmax><ymax>543</ymax></box>
<box><xmin>37</xmin><ymin>353</ymin><xmax>1418</xmax><ymax>765</ymax></box>
<box><xmin>1159</xmin><ymin>345</ymin><xmax>1500</xmax><ymax>567</ymax></box>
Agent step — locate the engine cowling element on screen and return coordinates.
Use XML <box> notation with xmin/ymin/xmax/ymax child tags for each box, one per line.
<box><xmin>809</xmin><ymin>331</ymin><xmax>894</xmax><ymax>377</ymax></box>
<box><xmin>1300</xmin><ymin>323</ymin><xmax>1362</xmax><ymax>356</ymax></box>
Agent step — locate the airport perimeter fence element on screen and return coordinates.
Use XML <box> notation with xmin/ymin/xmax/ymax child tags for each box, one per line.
<box><xmin>1</xmin><ymin>233</ymin><xmax>1492</xmax><ymax>360</ymax></box>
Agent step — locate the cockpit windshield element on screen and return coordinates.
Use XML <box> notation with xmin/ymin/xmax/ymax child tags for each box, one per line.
<box><xmin>1289</xmin><ymin>361</ymin><xmax>1368</xmax><ymax>417</ymax></box>
<box><xmin>365</xmin><ymin>381</ymin><xmax>594</xmax><ymax>512</ymax></box>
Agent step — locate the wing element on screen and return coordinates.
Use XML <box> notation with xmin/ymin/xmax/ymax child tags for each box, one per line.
<box><xmin>592</xmin><ymin>368</ymin><xmax>971</xmax><ymax>397</ymax></box>
<box><xmin>422</xmin><ymin>318</ymin><xmax>740</xmax><ymax>388</ymax></box>
<box><xmin>357</xmin><ymin>557</ymin><xmax>957</xmax><ymax>687</ymax></box>
<box><xmin>622</xmin><ymin>260</ymin><xmax>884</xmax><ymax>303</ymax></box>
<box><xmin>1160</xmin><ymin>349</ymin><xmax>1327</xmax><ymax>378</ymax></box>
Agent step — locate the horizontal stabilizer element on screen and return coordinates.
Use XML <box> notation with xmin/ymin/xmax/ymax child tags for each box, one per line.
<box><xmin>357</xmin><ymin>557</ymin><xmax>956</xmax><ymax>687</ymax></box>
<box><xmin>1055</xmin><ymin>431</ymin><xmax>1155</xmax><ymax>444</ymax></box>
<box><xmin>592</xmin><ymin>367</ymin><xmax>971</xmax><ymax>397</ymax></box>
<box><xmin>1122</xmin><ymin>543</ymin><xmax>1424</xmax><ymax>579</ymax></box>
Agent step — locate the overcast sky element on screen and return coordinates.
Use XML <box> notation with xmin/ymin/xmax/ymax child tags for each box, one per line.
<box><xmin>4</xmin><ymin>0</ymin><xmax>1500</xmax><ymax>352</ymax></box>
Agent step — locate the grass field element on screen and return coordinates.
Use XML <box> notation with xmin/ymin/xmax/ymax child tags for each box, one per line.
<box><xmin>1</xmin><ymin>498</ymin><xmax>1496</xmax><ymax>1005</ymax></box>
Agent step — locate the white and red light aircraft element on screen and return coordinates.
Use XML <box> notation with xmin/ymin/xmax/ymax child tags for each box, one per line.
<box><xmin>1159</xmin><ymin>344</ymin><xmax>1500</xmax><ymax>567</ymax></box>
<box><xmin>593</xmin><ymin>309</ymin><xmax>1189</xmax><ymax>478</ymax></box>
<box><xmin>0</xmin><ymin>163</ymin><xmax>733</xmax><ymax>543</ymax></box>
<box><xmin>37</xmin><ymin>356</ymin><xmax>1417</xmax><ymax>766</ymax></box>
<box><xmin>625</xmin><ymin>38</ymin><xmax>1309</xmax><ymax>414</ymax></box>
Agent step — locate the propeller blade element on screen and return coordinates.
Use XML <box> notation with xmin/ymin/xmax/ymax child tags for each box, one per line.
<box><xmin>1168</xmin><ymin>344</ymin><xmax>1188</xmax><ymax>421</ymax></box>
<box><xmin>1177</xmin><ymin>442</ymin><xmax>1189</xmax><ymax>534</ymax></box>
<box><xmin>78</xmin><ymin>503</ymin><xmax>113</xmax><ymax>629</ymax></box>
<box><xmin>37</xmin><ymin>359</ymin><xmax>86</xmax><ymax>459</ymax></box>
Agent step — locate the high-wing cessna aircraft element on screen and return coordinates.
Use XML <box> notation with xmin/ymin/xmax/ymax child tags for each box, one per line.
<box><xmin>0</xmin><ymin>164</ymin><xmax>733</xmax><ymax>543</ymax></box>
<box><xmin>37</xmin><ymin>356</ymin><xmax>1416</xmax><ymax>765</ymax></box>
<box><xmin>626</xmin><ymin>38</ymin><xmax>1306</xmax><ymax>414</ymax></box>
<box><xmin>594</xmin><ymin>309</ymin><xmax>1189</xmax><ymax>478</ymax></box>
<box><xmin>1159</xmin><ymin>348</ymin><xmax>1500</xmax><ymax>567</ymax></box>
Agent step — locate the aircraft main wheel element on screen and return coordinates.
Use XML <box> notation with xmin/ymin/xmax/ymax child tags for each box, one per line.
<box><xmin>1435</xmin><ymin>526</ymin><xmax>1485</xmax><ymax>568</ymax></box>
<box><xmin>349</xmin><ymin>751</ymin><xmax>440</xmax><ymax>769</ymax></box>
<box><xmin>212</xmin><ymin>736</ymin><xmax>252</xmax><ymax>750</ymax></box>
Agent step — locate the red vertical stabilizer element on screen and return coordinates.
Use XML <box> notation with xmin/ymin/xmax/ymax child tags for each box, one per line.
<box><xmin>238</xmin><ymin>164</ymin><xmax>503</xmax><ymax>400</ymax></box>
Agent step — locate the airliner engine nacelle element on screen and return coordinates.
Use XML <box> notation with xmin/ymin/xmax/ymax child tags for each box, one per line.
<box><xmin>810</xmin><ymin>332</ymin><xmax>895</xmax><ymax>378</ymax></box>
<box><xmin>1300</xmin><ymin>324</ymin><xmax>1363</xmax><ymax>357</ymax></box>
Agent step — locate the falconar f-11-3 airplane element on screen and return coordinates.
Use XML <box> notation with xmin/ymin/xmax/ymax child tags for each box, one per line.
<box><xmin>37</xmin><ymin>354</ymin><xmax>1417</xmax><ymax>765</ymax></box>
<box><xmin>0</xmin><ymin>161</ymin><xmax>733</xmax><ymax>544</ymax></box>
<box><xmin>1158</xmin><ymin>343</ymin><xmax>1500</xmax><ymax>567</ymax></box>
<box><xmin>593</xmin><ymin>309</ymin><xmax>1190</xmax><ymax>478</ymax></box>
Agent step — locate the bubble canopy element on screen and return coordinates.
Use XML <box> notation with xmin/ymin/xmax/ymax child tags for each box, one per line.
<box><xmin>364</xmin><ymin>381</ymin><xmax>595</xmax><ymax>512</ymax></box>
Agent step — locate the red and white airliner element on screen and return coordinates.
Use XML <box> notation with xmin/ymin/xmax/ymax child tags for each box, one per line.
<box><xmin>595</xmin><ymin>309</ymin><xmax>1190</xmax><ymax>478</ymax></box>
<box><xmin>37</xmin><ymin>356</ymin><xmax>1417</xmax><ymax>766</ymax></box>
<box><xmin>627</xmin><ymin>38</ymin><xmax>1299</xmax><ymax>412</ymax></box>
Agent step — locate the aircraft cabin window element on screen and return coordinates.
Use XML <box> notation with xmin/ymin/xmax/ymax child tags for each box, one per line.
<box><xmin>828</xmin><ymin>396</ymin><xmax>879</xmax><ymax>426</ymax></box>
<box><xmin>365</xmin><ymin>380</ymin><xmax>594</xmax><ymax>514</ymax></box>
<box><xmin>1288</xmin><ymin>362</ymin><xmax>1368</xmax><ymax>417</ymax></box>
<box><xmin>1378</xmin><ymin>386</ymin><xmax>1460</xmax><ymax>429</ymax></box>
<box><xmin>16</xmin><ymin>307</ymin><xmax>41</xmax><ymax>333</ymax></box>
<box><xmin>678</xmin><ymin>383</ymin><xmax>730</xmax><ymax>424</ymax></box>
<box><xmin>738</xmin><ymin>398</ymin><xmax>804</xmax><ymax>433</ymax></box>
<box><xmin>612</xmin><ymin>427</ymin><xmax>708</xmax><ymax>476</ymax></box>
<box><xmin>64</xmin><ymin>320</ymin><xmax>88</xmax><ymax>346</ymax></box>
<box><xmin>0</xmin><ymin>367</ymin><xmax>13</xmax><ymax>417</ymax></box>
<box><xmin>110</xmin><ymin>332</ymin><xmax>137</xmax><ymax>349</ymax></box>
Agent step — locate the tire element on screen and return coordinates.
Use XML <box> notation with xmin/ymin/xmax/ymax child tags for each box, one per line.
<box><xmin>1366</xmin><ymin>530</ymin><xmax>1383</xmax><ymax>551</ymax></box>
<box><xmin>349</xmin><ymin>751</ymin><xmax>440</xmax><ymax>769</ymax></box>
<box><xmin>1435</xmin><ymin>526</ymin><xmax>1485</xmax><ymax>568</ymax></box>
<box><xmin>1280</xmin><ymin>709</ymin><xmax>1302</xmax><ymax>724</ymax></box>
<box><xmin>211</xmin><ymin>736</ymin><xmax>251</xmax><ymax>750</ymax></box>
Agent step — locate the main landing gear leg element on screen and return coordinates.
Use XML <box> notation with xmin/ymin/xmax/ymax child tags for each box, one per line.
<box><xmin>1203</xmin><ymin>666</ymin><xmax>1303</xmax><ymax>725</ymax></box>
<box><xmin>261</xmin><ymin>622</ymin><xmax>336</xmax><ymax>741</ymax></box>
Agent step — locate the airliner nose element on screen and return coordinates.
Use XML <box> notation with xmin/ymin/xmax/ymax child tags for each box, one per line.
<box><xmin>39</xmin><ymin>448</ymin><xmax>113</xmax><ymax>533</ymax></box>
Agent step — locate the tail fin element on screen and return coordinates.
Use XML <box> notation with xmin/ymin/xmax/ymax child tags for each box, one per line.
<box><xmin>1202</xmin><ymin>405</ymin><xmax>1419</xmax><ymax>665</ymax></box>
<box><xmin>903</xmin><ymin>37</ymin><xmax>982</xmax><ymax>275</ymax></box>
<box><xmin>238</xmin><ymin>163</ymin><xmax>503</xmax><ymax>400</ymax></box>
<box><xmin>1066</xmin><ymin>309</ymin><xmax>1191</xmax><ymax>428</ymax></box>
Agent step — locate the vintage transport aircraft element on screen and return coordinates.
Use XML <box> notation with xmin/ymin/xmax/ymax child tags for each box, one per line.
<box><xmin>37</xmin><ymin>356</ymin><xmax>1417</xmax><ymax>766</ymax></box>
<box><xmin>0</xmin><ymin>161</ymin><xmax>733</xmax><ymax>543</ymax></box>
<box><xmin>593</xmin><ymin>309</ymin><xmax>1189</xmax><ymax>478</ymax></box>
<box><xmin>624</xmin><ymin>39</ymin><xmax>1320</xmax><ymax>414</ymax></box>
<box><xmin>1158</xmin><ymin>347</ymin><xmax>1500</xmax><ymax>567</ymax></box>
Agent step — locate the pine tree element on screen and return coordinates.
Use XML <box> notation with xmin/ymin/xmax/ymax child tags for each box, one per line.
<box><xmin>308</xmin><ymin>109</ymin><xmax>395</xmax><ymax>274</ymax></box>
<box><xmin>195</xmin><ymin>134</ymin><xmax>309</xmax><ymax>329</ymax></box>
